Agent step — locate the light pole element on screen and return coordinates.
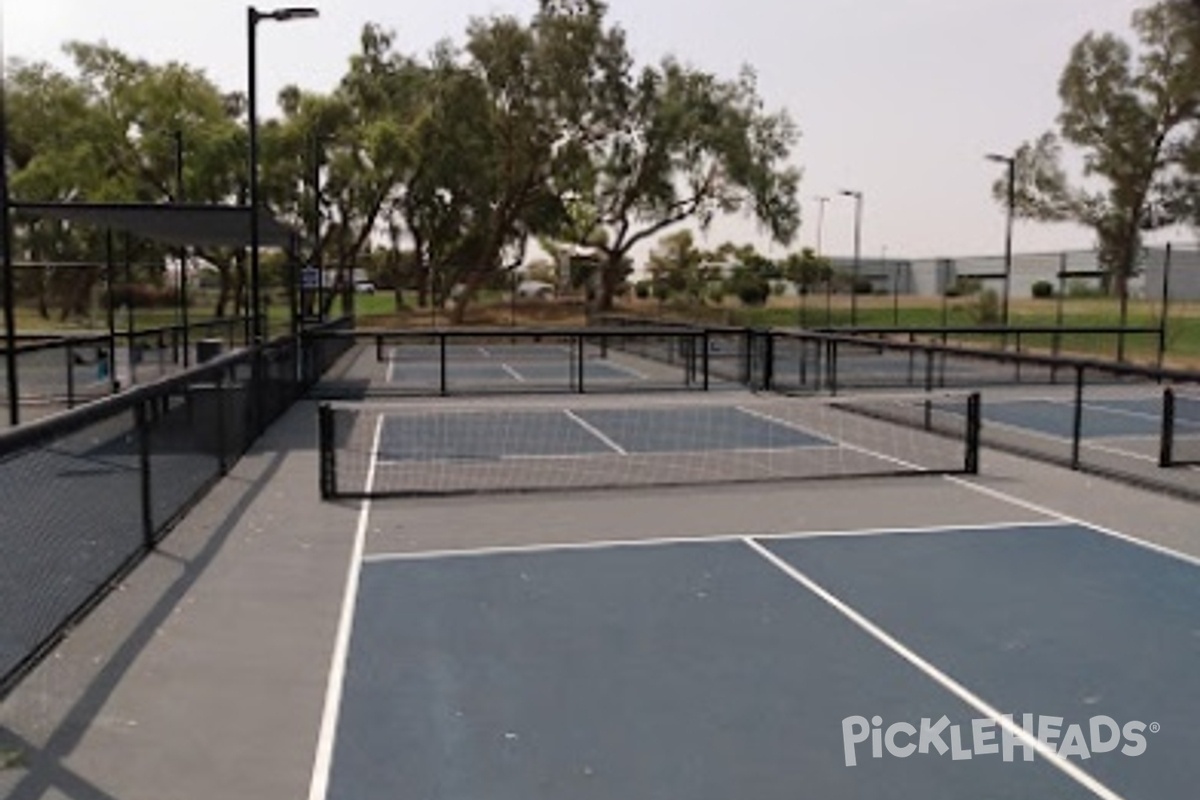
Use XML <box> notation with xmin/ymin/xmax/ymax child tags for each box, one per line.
<box><xmin>249</xmin><ymin>5</ymin><xmax>319</xmax><ymax>344</ymax></box>
<box><xmin>813</xmin><ymin>195</ymin><xmax>830</xmax><ymax>257</ymax></box>
<box><xmin>986</xmin><ymin>152</ymin><xmax>1016</xmax><ymax>328</ymax></box>
<box><xmin>840</xmin><ymin>189</ymin><xmax>863</xmax><ymax>326</ymax></box>
<box><xmin>814</xmin><ymin>196</ymin><xmax>831</xmax><ymax>325</ymax></box>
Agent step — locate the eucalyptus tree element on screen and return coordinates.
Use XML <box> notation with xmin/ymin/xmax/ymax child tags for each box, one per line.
<box><xmin>1000</xmin><ymin>1</ymin><xmax>1200</xmax><ymax>297</ymax></box>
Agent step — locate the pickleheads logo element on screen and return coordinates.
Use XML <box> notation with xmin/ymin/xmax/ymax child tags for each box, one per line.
<box><xmin>841</xmin><ymin>715</ymin><xmax>1158</xmax><ymax>767</ymax></box>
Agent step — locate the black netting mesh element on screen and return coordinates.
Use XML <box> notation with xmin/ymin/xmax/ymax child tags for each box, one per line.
<box><xmin>0</xmin><ymin>317</ymin><xmax>352</xmax><ymax>698</ymax></box>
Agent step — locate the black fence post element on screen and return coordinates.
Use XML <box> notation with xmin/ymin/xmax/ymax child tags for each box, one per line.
<box><xmin>1160</xmin><ymin>387</ymin><xmax>1176</xmax><ymax>468</ymax></box>
<box><xmin>1071</xmin><ymin>365</ymin><xmax>1085</xmax><ymax>470</ymax></box>
<box><xmin>702</xmin><ymin>330</ymin><xmax>710</xmax><ymax>391</ymax></box>
<box><xmin>216</xmin><ymin>369</ymin><xmax>229</xmax><ymax>475</ymax></box>
<box><xmin>66</xmin><ymin>341</ymin><xmax>76</xmax><ymax>409</ymax></box>
<box><xmin>965</xmin><ymin>392</ymin><xmax>981</xmax><ymax>474</ymax></box>
<box><xmin>439</xmin><ymin>333</ymin><xmax>448</xmax><ymax>397</ymax></box>
<box><xmin>1159</xmin><ymin>243</ymin><xmax>1172</xmax><ymax>369</ymax></box>
<box><xmin>106</xmin><ymin>229</ymin><xmax>119</xmax><ymax>394</ymax></box>
<box><xmin>828</xmin><ymin>340</ymin><xmax>839</xmax><ymax>397</ymax></box>
<box><xmin>760</xmin><ymin>332</ymin><xmax>775</xmax><ymax>392</ymax></box>
<box><xmin>135</xmin><ymin>401</ymin><xmax>155</xmax><ymax>549</ymax></box>
<box><xmin>318</xmin><ymin>402</ymin><xmax>335</xmax><ymax>500</ymax></box>
<box><xmin>576</xmin><ymin>334</ymin><xmax>585</xmax><ymax>394</ymax></box>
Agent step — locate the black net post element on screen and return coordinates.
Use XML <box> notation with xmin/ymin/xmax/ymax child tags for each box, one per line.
<box><xmin>134</xmin><ymin>401</ymin><xmax>156</xmax><ymax>549</ymax></box>
<box><xmin>1160</xmin><ymin>387</ymin><xmax>1176</xmax><ymax>468</ymax></box>
<box><xmin>965</xmin><ymin>392</ymin><xmax>981</xmax><ymax>474</ymax></box>
<box><xmin>1071</xmin><ymin>365</ymin><xmax>1085</xmax><ymax>469</ymax></box>
<box><xmin>375</xmin><ymin>333</ymin><xmax>385</xmax><ymax>363</ymax></box>
<box><xmin>702</xmin><ymin>330</ymin><xmax>711</xmax><ymax>391</ymax></box>
<box><xmin>318</xmin><ymin>402</ymin><xmax>336</xmax><ymax>500</ymax></box>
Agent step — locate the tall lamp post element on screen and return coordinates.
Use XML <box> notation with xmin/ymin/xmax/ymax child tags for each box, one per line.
<box><xmin>248</xmin><ymin>5</ymin><xmax>319</xmax><ymax>344</ymax></box>
<box><xmin>814</xmin><ymin>195</ymin><xmax>830</xmax><ymax>325</ymax></box>
<box><xmin>840</xmin><ymin>189</ymin><xmax>863</xmax><ymax>326</ymax></box>
<box><xmin>986</xmin><ymin>152</ymin><xmax>1016</xmax><ymax>328</ymax></box>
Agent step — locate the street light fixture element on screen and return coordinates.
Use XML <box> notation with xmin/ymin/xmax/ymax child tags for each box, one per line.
<box><xmin>248</xmin><ymin>5</ymin><xmax>319</xmax><ymax>344</ymax></box>
<box><xmin>839</xmin><ymin>189</ymin><xmax>864</xmax><ymax>326</ymax></box>
<box><xmin>813</xmin><ymin>195</ymin><xmax>830</xmax><ymax>257</ymax></box>
<box><xmin>814</xmin><ymin>195</ymin><xmax>831</xmax><ymax>325</ymax></box>
<box><xmin>986</xmin><ymin>152</ymin><xmax>1016</xmax><ymax>328</ymax></box>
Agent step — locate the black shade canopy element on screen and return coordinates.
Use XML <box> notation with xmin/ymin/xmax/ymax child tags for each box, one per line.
<box><xmin>12</xmin><ymin>202</ymin><xmax>295</xmax><ymax>248</ymax></box>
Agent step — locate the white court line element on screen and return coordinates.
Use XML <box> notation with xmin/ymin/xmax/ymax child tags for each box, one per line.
<box><xmin>563</xmin><ymin>409</ymin><xmax>628</xmax><ymax>455</ymax></box>
<box><xmin>477</xmin><ymin>346</ymin><xmax>492</xmax><ymax>357</ymax></box>
<box><xmin>500</xmin><ymin>363</ymin><xmax>527</xmax><ymax>383</ymax></box>
<box><xmin>497</xmin><ymin>443</ymin><xmax>844</xmax><ymax>461</ymax></box>
<box><xmin>743</xmin><ymin>536</ymin><xmax>1128</xmax><ymax>800</ymax></box>
<box><xmin>361</xmin><ymin>520</ymin><xmax>1066</xmax><ymax>564</ymax></box>
<box><xmin>306</xmin><ymin>416</ymin><xmax>383</xmax><ymax>800</ymax></box>
<box><xmin>944</xmin><ymin>474</ymin><xmax>1200</xmax><ymax>571</ymax></box>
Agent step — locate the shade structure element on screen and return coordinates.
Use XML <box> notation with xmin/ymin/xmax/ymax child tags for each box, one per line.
<box><xmin>12</xmin><ymin>201</ymin><xmax>295</xmax><ymax>248</ymax></box>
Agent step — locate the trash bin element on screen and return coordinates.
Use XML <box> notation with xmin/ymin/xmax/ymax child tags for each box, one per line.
<box><xmin>196</xmin><ymin>338</ymin><xmax>224</xmax><ymax>364</ymax></box>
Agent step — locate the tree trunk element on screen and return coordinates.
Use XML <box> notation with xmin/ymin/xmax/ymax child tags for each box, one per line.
<box><xmin>597</xmin><ymin>252</ymin><xmax>626</xmax><ymax>312</ymax></box>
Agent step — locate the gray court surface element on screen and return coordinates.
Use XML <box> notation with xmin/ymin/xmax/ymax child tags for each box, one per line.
<box><xmin>322</xmin><ymin>522</ymin><xmax>1198</xmax><ymax>800</ymax></box>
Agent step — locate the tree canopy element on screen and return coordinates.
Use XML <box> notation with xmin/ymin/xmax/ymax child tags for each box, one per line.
<box><xmin>4</xmin><ymin>0</ymin><xmax>803</xmax><ymax>322</ymax></box>
<box><xmin>1002</xmin><ymin>0</ymin><xmax>1200</xmax><ymax>296</ymax></box>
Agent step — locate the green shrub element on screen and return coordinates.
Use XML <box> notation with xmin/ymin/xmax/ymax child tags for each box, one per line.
<box><xmin>974</xmin><ymin>288</ymin><xmax>1001</xmax><ymax>324</ymax></box>
<box><xmin>1031</xmin><ymin>280</ymin><xmax>1054</xmax><ymax>299</ymax></box>
<box><xmin>634</xmin><ymin>280</ymin><xmax>651</xmax><ymax>300</ymax></box>
<box><xmin>734</xmin><ymin>280</ymin><xmax>770</xmax><ymax>307</ymax></box>
<box><xmin>1067</xmin><ymin>279</ymin><xmax>1105</xmax><ymax>298</ymax></box>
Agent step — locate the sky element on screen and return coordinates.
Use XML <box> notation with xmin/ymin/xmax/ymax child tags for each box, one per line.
<box><xmin>1</xmin><ymin>0</ymin><xmax>1191</xmax><ymax>264</ymax></box>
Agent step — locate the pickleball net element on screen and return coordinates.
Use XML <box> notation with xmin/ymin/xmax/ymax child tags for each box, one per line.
<box><xmin>318</xmin><ymin>391</ymin><xmax>981</xmax><ymax>499</ymax></box>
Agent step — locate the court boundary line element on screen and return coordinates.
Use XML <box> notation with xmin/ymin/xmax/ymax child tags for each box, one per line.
<box><xmin>306</xmin><ymin>415</ymin><xmax>383</xmax><ymax>800</ymax></box>
<box><xmin>561</xmin><ymin>409</ymin><xmax>628</xmax><ymax>455</ymax></box>
<box><xmin>499</xmin><ymin>363</ymin><xmax>527</xmax><ymax>383</ymax></box>
<box><xmin>743</xmin><ymin>536</ymin><xmax>1127</xmax><ymax>800</ymax></box>
<box><xmin>735</xmin><ymin>405</ymin><xmax>924</xmax><ymax>471</ymax></box>
<box><xmin>946</xmin><ymin>474</ymin><xmax>1200</xmax><ymax>571</ymax></box>
<box><xmin>497</xmin><ymin>442</ymin><xmax>845</xmax><ymax>461</ymax></box>
<box><xmin>360</xmin><ymin>520</ymin><xmax>1065</xmax><ymax>564</ymax></box>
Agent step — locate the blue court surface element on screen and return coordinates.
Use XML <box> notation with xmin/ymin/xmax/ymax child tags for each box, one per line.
<box><xmin>315</xmin><ymin>522</ymin><xmax>1200</xmax><ymax>799</ymax></box>
<box><xmin>377</xmin><ymin>406</ymin><xmax>832</xmax><ymax>462</ymax></box>
<box><xmin>979</xmin><ymin>396</ymin><xmax>1179</xmax><ymax>440</ymax></box>
<box><xmin>388</xmin><ymin>359</ymin><xmax>646</xmax><ymax>386</ymax></box>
